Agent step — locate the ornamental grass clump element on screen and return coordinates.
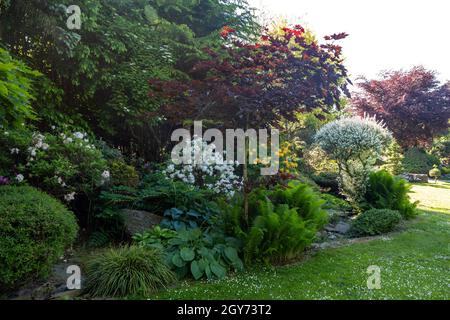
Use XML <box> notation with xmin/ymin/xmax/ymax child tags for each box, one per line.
<box><xmin>83</xmin><ymin>246</ymin><xmax>175</xmax><ymax>298</ymax></box>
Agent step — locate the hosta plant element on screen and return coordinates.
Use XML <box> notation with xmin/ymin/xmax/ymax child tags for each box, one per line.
<box><xmin>136</xmin><ymin>227</ymin><xmax>243</xmax><ymax>280</ymax></box>
<box><xmin>165</xmin><ymin>228</ymin><xmax>243</xmax><ymax>280</ymax></box>
<box><xmin>160</xmin><ymin>207</ymin><xmax>218</xmax><ymax>231</ymax></box>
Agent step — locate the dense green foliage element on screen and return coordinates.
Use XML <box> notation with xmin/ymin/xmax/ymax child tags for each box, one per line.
<box><xmin>349</xmin><ymin>209</ymin><xmax>402</xmax><ymax>237</ymax></box>
<box><xmin>430</xmin><ymin>130</ymin><xmax>450</xmax><ymax>166</ymax></box>
<box><xmin>245</xmin><ymin>199</ymin><xmax>318</xmax><ymax>264</ymax></box>
<box><xmin>221</xmin><ymin>181</ymin><xmax>328</xmax><ymax>265</ymax></box>
<box><xmin>311</xmin><ymin>172</ymin><xmax>340</xmax><ymax>194</ymax></box>
<box><xmin>101</xmin><ymin>172</ymin><xmax>216</xmax><ymax>214</ymax></box>
<box><xmin>109</xmin><ymin>160</ymin><xmax>139</xmax><ymax>187</ymax></box>
<box><xmin>364</xmin><ymin>170</ymin><xmax>417</xmax><ymax>219</ymax></box>
<box><xmin>83</xmin><ymin>246</ymin><xmax>175</xmax><ymax>297</ymax></box>
<box><xmin>321</xmin><ymin>193</ymin><xmax>352</xmax><ymax>211</ymax></box>
<box><xmin>0</xmin><ymin>127</ymin><xmax>108</xmax><ymax>202</ymax></box>
<box><xmin>97</xmin><ymin>171</ymin><xmax>221</xmax><ymax>243</ymax></box>
<box><xmin>402</xmin><ymin>147</ymin><xmax>440</xmax><ymax>174</ymax></box>
<box><xmin>133</xmin><ymin>226</ymin><xmax>177</xmax><ymax>251</ymax></box>
<box><xmin>160</xmin><ymin>207</ymin><xmax>216</xmax><ymax>231</ymax></box>
<box><xmin>135</xmin><ymin>227</ymin><xmax>243</xmax><ymax>280</ymax></box>
<box><xmin>0</xmin><ymin>47</ymin><xmax>40</xmax><ymax>128</ymax></box>
<box><xmin>380</xmin><ymin>140</ymin><xmax>404</xmax><ymax>175</ymax></box>
<box><xmin>0</xmin><ymin>186</ymin><xmax>78</xmax><ymax>291</ymax></box>
<box><xmin>0</xmin><ymin>0</ymin><xmax>258</xmax><ymax>159</ymax></box>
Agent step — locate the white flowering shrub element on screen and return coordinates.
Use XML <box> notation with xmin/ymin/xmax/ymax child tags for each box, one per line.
<box><xmin>0</xmin><ymin>127</ymin><xmax>109</xmax><ymax>202</ymax></box>
<box><xmin>314</xmin><ymin>116</ymin><xmax>392</xmax><ymax>205</ymax></box>
<box><xmin>162</xmin><ymin>137</ymin><xmax>242</xmax><ymax>198</ymax></box>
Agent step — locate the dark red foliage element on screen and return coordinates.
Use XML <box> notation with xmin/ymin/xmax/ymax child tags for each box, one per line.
<box><xmin>350</xmin><ymin>66</ymin><xmax>450</xmax><ymax>148</ymax></box>
<box><xmin>324</xmin><ymin>32</ymin><xmax>349</xmax><ymax>41</ymax></box>
<box><xmin>149</xmin><ymin>25</ymin><xmax>351</xmax><ymax>129</ymax></box>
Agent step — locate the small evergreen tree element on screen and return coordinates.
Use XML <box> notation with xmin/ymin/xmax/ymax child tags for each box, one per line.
<box><xmin>381</xmin><ymin>140</ymin><xmax>404</xmax><ymax>175</ymax></box>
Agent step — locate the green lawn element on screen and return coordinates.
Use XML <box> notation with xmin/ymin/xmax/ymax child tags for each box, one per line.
<box><xmin>409</xmin><ymin>180</ymin><xmax>450</xmax><ymax>213</ymax></box>
<box><xmin>149</xmin><ymin>181</ymin><xmax>450</xmax><ymax>300</ymax></box>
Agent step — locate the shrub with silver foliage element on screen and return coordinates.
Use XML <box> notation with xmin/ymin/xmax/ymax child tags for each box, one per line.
<box><xmin>314</xmin><ymin>116</ymin><xmax>392</xmax><ymax>206</ymax></box>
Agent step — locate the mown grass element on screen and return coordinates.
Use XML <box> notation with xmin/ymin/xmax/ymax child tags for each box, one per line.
<box><xmin>409</xmin><ymin>180</ymin><xmax>450</xmax><ymax>213</ymax></box>
<box><xmin>146</xmin><ymin>182</ymin><xmax>450</xmax><ymax>300</ymax></box>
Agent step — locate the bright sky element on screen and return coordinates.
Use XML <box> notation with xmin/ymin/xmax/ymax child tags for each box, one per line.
<box><xmin>248</xmin><ymin>0</ymin><xmax>450</xmax><ymax>83</ymax></box>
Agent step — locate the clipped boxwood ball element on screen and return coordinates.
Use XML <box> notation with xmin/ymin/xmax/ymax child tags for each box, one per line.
<box><xmin>0</xmin><ymin>185</ymin><xmax>78</xmax><ymax>291</ymax></box>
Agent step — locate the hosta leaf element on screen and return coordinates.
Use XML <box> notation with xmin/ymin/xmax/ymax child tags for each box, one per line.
<box><xmin>224</xmin><ymin>247</ymin><xmax>239</xmax><ymax>262</ymax></box>
<box><xmin>210</xmin><ymin>262</ymin><xmax>226</xmax><ymax>279</ymax></box>
<box><xmin>171</xmin><ymin>252</ymin><xmax>186</xmax><ymax>268</ymax></box>
<box><xmin>186</xmin><ymin>210</ymin><xmax>200</xmax><ymax>217</ymax></box>
<box><xmin>180</xmin><ymin>247</ymin><xmax>195</xmax><ymax>261</ymax></box>
<box><xmin>173</xmin><ymin>221</ymin><xmax>186</xmax><ymax>231</ymax></box>
<box><xmin>232</xmin><ymin>258</ymin><xmax>244</xmax><ymax>271</ymax></box>
<box><xmin>205</xmin><ymin>264</ymin><xmax>212</xmax><ymax>280</ymax></box>
<box><xmin>190</xmin><ymin>260</ymin><xmax>204</xmax><ymax>280</ymax></box>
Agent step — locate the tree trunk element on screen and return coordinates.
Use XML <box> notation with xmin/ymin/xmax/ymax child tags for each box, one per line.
<box><xmin>243</xmin><ymin>159</ymin><xmax>249</xmax><ymax>225</ymax></box>
<box><xmin>243</xmin><ymin>120</ymin><xmax>250</xmax><ymax>226</ymax></box>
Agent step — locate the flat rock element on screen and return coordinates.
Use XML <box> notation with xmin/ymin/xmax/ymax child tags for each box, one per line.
<box><xmin>121</xmin><ymin>209</ymin><xmax>162</xmax><ymax>235</ymax></box>
<box><xmin>334</xmin><ymin>221</ymin><xmax>351</xmax><ymax>234</ymax></box>
<box><xmin>50</xmin><ymin>289</ymin><xmax>82</xmax><ymax>300</ymax></box>
<box><xmin>325</xmin><ymin>220</ymin><xmax>351</xmax><ymax>235</ymax></box>
<box><xmin>399</xmin><ymin>173</ymin><xmax>429</xmax><ymax>183</ymax></box>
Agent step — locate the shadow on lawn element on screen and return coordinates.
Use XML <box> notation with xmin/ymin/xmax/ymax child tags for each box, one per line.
<box><xmin>415</xmin><ymin>182</ymin><xmax>450</xmax><ymax>190</ymax></box>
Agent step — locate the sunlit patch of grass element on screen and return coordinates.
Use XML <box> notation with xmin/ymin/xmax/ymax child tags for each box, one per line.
<box><xmin>410</xmin><ymin>181</ymin><xmax>450</xmax><ymax>214</ymax></box>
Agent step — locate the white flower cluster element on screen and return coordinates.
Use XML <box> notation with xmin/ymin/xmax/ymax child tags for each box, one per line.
<box><xmin>314</xmin><ymin>115</ymin><xmax>392</xmax><ymax>162</ymax></box>
<box><xmin>61</xmin><ymin>131</ymin><xmax>95</xmax><ymax>149</ymax></box>
<box><xmin>52</xmin><ymin>175</ymin><xmax>68</xmax><ymax>188</ymax></box>
<box><xmin>6</xmin><ymin>129</ymin><xmax>106</xmax><ymax>202</ymax></box>
<box><xmin>163</xmin><ymin>137</ymin><xmax>242</xmax><ymax>198</ymax></box>
<box><xmin>64</xmin><ymin>192</ymin><xmax>76</xmax><ymax>202</ymax></box>
<box><xmin>100</xmin><ymin>170</ymin><xmax>111</xmax><ymax>185</ymax></box>
<box><xmin>27</xmin><ymin>132</ymin><xmax>49</xmax><ymax>161</ymax></box>
<box><xmin>9</xmin><ymin>132</ymin><xmax>49</xmax><ymax>185</ymax></box>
